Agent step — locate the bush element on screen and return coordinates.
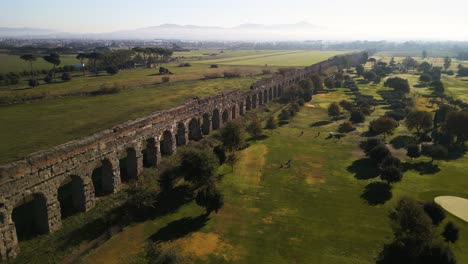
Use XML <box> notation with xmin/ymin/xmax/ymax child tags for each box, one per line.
<box><xmin>43</xmin><ymin>75</ymin><xmax>53</xmax><ymax>83</ymax></box>
<box><xmin>61</xmin><ymin>72</ymin><xmax>72</xmax><ymax>81</ymax></box>
<box><xmin>161</xmin><ymin>76</ymin><xmax>170</xmax><ymax>83</ymax></box>
<box><xmin>350</xmin><ymin>111</ymin><xmax>365</xmax><ymax>123</ymax></box>
<box><xmin>368</xmin><ymin>144</ymin><xmax>391</xmax><ymax>163</ymax></box>
<box><xmin>106</xmin><ymin>65</ymin><xmax>119</xmax><ymax>75</ymax></box>
<box><xmin>223</xmin><ymin>71</ymin><xmax>241</xmax><ymax>78</ymax></box>
<box><xmin>423</xmin><ymin>201</ymin><xmax>445</xmax><ymax>226</ymax></box>
<box><xmin>338</xmin><ymin>121</ymin><xmax>355</xmax><ymax>133</ymax></box>
<box><xmin>265</xmin><ymin>116</ymin><xmax>278</xmax><ymax>129</ymax></box>
<box><xmin>28</xmin><ymin>79</ymin><xmax>39</xmax><ymax>88</ymax></box>
<box><xmin>178</xmin><ymin>62</ymin><xmax>191</xmax><ymax>67</ymax></box>
<box><xmin>210</xmin><ymin>64</ymin><xmax>218</xmax><ymax>68</ymax></box>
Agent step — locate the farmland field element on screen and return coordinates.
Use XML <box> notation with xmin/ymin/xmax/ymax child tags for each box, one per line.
<box><xmin>0</xmin><ymin>54</ymin><xmax>80</xmax><ymax>73</ymax></box>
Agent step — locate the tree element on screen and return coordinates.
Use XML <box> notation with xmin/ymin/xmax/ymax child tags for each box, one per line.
<box><xmin>310</xmin><ymin>74</ymin><xmax>323</xmax><ymax>92</ymax></box>
<box><xmin>402</xmin><ymin>56</ymin><xmax>418</xmax><ymax>71</ymax></box>
<box><xmin>361</xmin><ymin>138</ymin><xmax>383</xmax><ymax>153</ymax></box>
<box><xmin>27</xmin><ymin>78</ymin><xmax>39</xmax><ymax>88</ymax></box>
<box><xmin>423</xmin><ymin>201</ymin><xmax>445</xmax><ymax>226</ymax></box>
<box><xmin>180</xmin><ymin>148</ymin><xmax>218</xmax><ymax>188</ymax></box>
<box><xmin>422</xmin><ymin>50</ymin><xmax>428</xmax><ymax>59</ymax></box>
<box><xmin>443</xmin><ymin>56</ymin><xmax>452</xmax><ymax>71</ymax></box>
<box><xmin>429</xmin><ymin>144</ymin><xmax>448</xmax><ymax>162</ymax></box>
<box><xmin>327</xmin><ymin>102</ymin><xmax>341</xmax><ymax>119</ymax></box>
<box><xmin>384</xmin><ymin>77</ymin><xmax>410</xmax><ymax>93</ymax></box>
<box><xmin>389</xmin><ymin>197</ymin><xmax>434</xmax><ymax>257</ymax></box>
<box><xmin>356</xmin><ymin>64</ymin><xmax>365</xmax><ymax>76</ymax></box>
<box><xmin>405</xmin><ymin>110</ymin><xmax>433</xmax><ymax>134</ymax></box>
<box><xmin>195</xmin><ymin>185</ymin><xmax>224</xmax><ymax>215</ymax></box>
<box><xmin>363</xmin><ymin>71</ymin><xmax>377</xmax><ymax>82</ymax></box>
<box><xmin>442</xmin><ymin>222</ymin><xmax>459</xmax><ymax>244</ymax></box>
<box><xmin>406</xmin><ymin>144</ymin><xmax>421</xmax><ymax>161</ymax></box>
<box><xmin>19</xmin><ymin>54</ymin><xmax>37</xmax><ymax>77</ymax></box>
<box><xmin>88</xmin><ymin>52</ymin><xmax>102</xmax><ymax>75</ymax></box>
<box><xmin>350</xmin><ymin>110</ymin><xmax>365</xmax><ymax>124</ymax></box>
<box><xmin>43</xmin><ymin>53</ymin><xmax>61</xmax><ymax>80</ymax></box>
<box><xmin>225</xmin><ymin>152</ymin><xmax>239</xmax><ymax>172</ymax></box>
<box><xmin>106</xmin><ymin>65</ymin><xmax>119</xmax><ymax>75</ymax></box>
<box><xmin>444</xmin><ymin>111</ymin><xmax>468</xmax><ymax>145</ymax></box>
<box><xmin>246</xmin><ymin>116</ymin><xmax>263</xmax><ymax>139</ymax></box>
<box><xmin>265</xmin><ymin>116</ymin><xmax>278</xmax><ymax>130</ymax></box>
<box><xmin>220</xmin><ymin>121</ymin><xmax>244</xmax><ymax>151</ymax></box>
<box><xmin>368</xmin><ymin>144</ymin><xmax>391</xmax><ymax>163</ymax></box>
<box><xmin>368</xmin><ymin>57</ymin><xmax>377</xmax><ymax>67</ymax></box>
<box><xmin>419</xmin><ymin>73</ymin><xmax>432</xmax><ymax>83</ymax></box>
<box><xmin>76</xmin><ymin>53</ymin><xmax>88</xmax><ymax>76</ymax></box>
<box><xmin>380</xmin><ymin>166</ymin><xmax>403</xmax><ymax>185</ymax></box>
<box><xmin>418</xmin><ymin>62</ymin><xmax>432</xmax><ymax>73</ymax></box>
<box><xmin>431</xmin><ymin>80</ymin><xmax>445</xmax><ymax>95</ymax></box>
<box><xmin>61</xmin><ymin>72</ymin><xmax>71</xmax><ymax>81</ymax></box>
<box><xmin>278</xmin><ymin>108</ymin><xmax>291</xmax><ymax>121</ymax></box>
<box><xmin>369</xmin><ymin>116</ymin><xmax>398</xmax><ymax>139</ymax></box>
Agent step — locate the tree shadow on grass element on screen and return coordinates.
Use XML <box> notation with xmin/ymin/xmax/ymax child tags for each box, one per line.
<box><xmin>246</xmin><ymin>135</ymin><xmax>269</xmax><ymax>142</ymax></box>
<box><xmin>310</xmin><ymin>120</ymin><xmax>333</xmax><ymax>127</ymax></box>
<box><xmin>347</xmin><ymin>158</ymin><xmax>380</xmax><ymax>180</ymax></box>
<box><xmin>361</xmin><ymin>182</ymin><xmax>392</xmax><ymax>205</ymax></box>
<box><xmin>390</xmin><ymin>135</ymin><xmax>418</xmax><ymax>149</ymax></box>
<box><xmin>403</xmin><ymin>161</ymin><xmax>440</xmax><ymax>175</ymax></box>
<box><xmin>149</xmin><ymin>213</ymin><xmax>209</xmax><ymax>243</ymax></box>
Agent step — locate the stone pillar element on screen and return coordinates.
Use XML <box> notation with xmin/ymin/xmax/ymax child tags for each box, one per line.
<box><xmin>46</xmin><ymin>193</ymin><xmax>62</xmax><ymax>233</ymax></box>
<box><xmin>145</xmin><ymin>137</ymin><xmax>161</xmax><ymax>167</ymax></box>
<box><xmin>130</xmin><ymin>144</ymin><xmax>144</xmax><ymax>178</ymax></box>
<box><xmin>0</xmin><ymin>222</ymin><xmax>19</xmax><ymax>261</ymax></box>
<box><xmin>80</xmin><ymin>176</ymin><xmax>96</xmax><ymax>211</ymax></box>
<box><xmin>102</xmin><ymin>155</ymin><xmax>121</xmax><ymax>194</ymax></box>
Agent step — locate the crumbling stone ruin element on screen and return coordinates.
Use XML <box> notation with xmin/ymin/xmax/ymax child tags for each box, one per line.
<box><xmin>0</xmin><ymin>51</ymin><xmax>365</xmax><ymax>260</ymax></box>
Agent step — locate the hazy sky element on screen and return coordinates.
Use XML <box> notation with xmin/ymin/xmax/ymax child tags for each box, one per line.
<box><xmin>2</xmin><ymin>0</ymin><xmax>468</xmax><ymax>40</ymax></box>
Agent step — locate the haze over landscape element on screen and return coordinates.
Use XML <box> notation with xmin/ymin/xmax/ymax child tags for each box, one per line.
<box><xmin>2</xmin><ymin>0</ymin><xmax>468</xmax><ymax>40</ymax></box>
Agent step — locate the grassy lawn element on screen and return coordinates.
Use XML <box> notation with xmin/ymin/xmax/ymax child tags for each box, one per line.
<box><xmin>74</xmin><ymin>88</ymin><xmax>467</xmax><ymax>263</ymax></box>
<box><xmin>0</xmin><ymin>54</ymin><xmax>80</xmax><ymax>74</ymax></box>
<box><xmin>193</xmin><ymin>50</ymin><xmax>352</xmax><ymax>66</ymax></box>
<box><xmin>0</xmin><ymin>75</ymin><xmax>264</xmax><ymax>164</ymax></box>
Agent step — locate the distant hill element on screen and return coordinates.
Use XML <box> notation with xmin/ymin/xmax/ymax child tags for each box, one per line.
<box><xmin>0</xmin><ymin>22</ymin><xmax>326</xmax><ymax>41</ymax></box>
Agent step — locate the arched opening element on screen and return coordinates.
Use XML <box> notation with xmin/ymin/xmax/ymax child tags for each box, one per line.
<box><xmin>58</xmin><ymin>175</ymin><xmax>86</xmax><ymax>219</ymax></box>
<box><xmin>269</xmin><ymin>88</ymin><xmax>273</xmax><ymax>101</ymax></box>
<box><xmin>252</xmin><ymin>94</ymin><xmax>257</xmax><ymax>109</ymax></box>
<box><xmin>212</xmin><ymin>109</ymin><xmax>220</xmax><ymax>130</ymax></box>
<box><xmin>263</xmin><ymin>90</ymin><xmax>268</xmax><ymax>104</ymax></box>
<box><xmin>202</xmin><ymin>113</ymin><xmax>211</xmax><ymax>135</ymax></box>
<box><xmin>143</xmin><ymin>138</ymin><xmax>158</xmax><ymax>167</ymax></box>
<box><xmin>222</xmin><ymin>109</ymin><xmax>229</xmax><ymax>124</ymax></box>
<box><xmin>12</xmin><ymin>193</ymin><xmax>49</xmax><ymax>241</ymax></box>
<box><xmin>231</xmin><ymin>105</ymin><xmax>237</xmax><ymax>119</ymax></box>
<box><xmin>239</xmin><ymin>102</ymin><xmax>244</xmax><ymax>116</ymax></box>
<box><xmin>188</xmin><ymin>118</ymin><xmax>202</xmax><ymax>141</ymax></box>
<box><xmin>245</xmin><ymin>96</ymin><xmax>251</xmax><ymax>111</ymax></box>
<box><xmin>91</xmin><ymin>159</ymin><xmax>114</xmax><ymax>197</ymax></box>
<box><xmin>176</xmin><ymin>122</ymin><xmax>187</xmax><ymax>146</ymax></box>
<box><xmin>273</xmin><ymin>86</ymin><xmax>277</xmax><ymax>98</ymax></box>
<box><xmin>258</xmin><ymin>92</ymin><xmax>263</xmax><ymax>106</ymax></box>
<box><xmin>160</xmin><ymin>130</ymin><xmax>174</xmax><ymax>156</ymax></box>
<box><xmin>120</xmin><ymin>147</ymin><xmax>138</xmax><ymax>181</ymax></box>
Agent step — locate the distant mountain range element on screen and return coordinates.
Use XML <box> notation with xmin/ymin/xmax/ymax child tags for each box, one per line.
<box><xmin>0</xmin><ymin>22</ymin><xmax>327</xmax><ymax>41</ymax></box>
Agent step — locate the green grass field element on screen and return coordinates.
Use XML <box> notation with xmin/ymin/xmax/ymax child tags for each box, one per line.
<box><xmin>0</xmin><ymin>54</ymin><xmax>80</xmax><ymax>74</ymax></box>
<box><xmin>80</xmin><ymin>86</ymin><xmax>466</xmax><ymax>263</ymax></box>
<box><xmin>193</xmin><ymin>50</ymin><xmax>351</xmax><ymax>66</ymax></box>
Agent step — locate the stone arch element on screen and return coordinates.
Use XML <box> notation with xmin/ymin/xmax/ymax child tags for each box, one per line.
<box><xmin>252</xmin><ymin>94</ymin><xmax>257</xmax><ymax>109</ymax></box>
<box><xmin>188</xmin><ymin>118</ymin><xmax>202</xmax><ymax>141</ymax></box>
<box><xmin>123</xmin><ymin>147</ymin><xmax>138</xmax><ymax>181</ymax></box>
<box><xmin>160</xmin><ymin>130</ymin><xmax>175</xmax><ymax>156</ymax></box>
<box><xmin>269</xmin><ymin>87</ymin><xmax>273</xmax><ymax>101</ymax></box>
<box><xmin>91</xmin><ymin>158</ymin><xmax>116</xmax><ymax>197</ymax></box>
<box><xmin>176</xmin><ymin>122</ymin><xmax>187</xmax><ymax>146</ymax></box>
<box><xmin>273</xmin><ymin>86</ymin><xmax>277</xmax><ymax>98</ymax></box>
<box><xmin>12</xmin><ymin>193</ymin><xmax>49</xmax><ymax>240</ymax></box>
<box><xmin>258</xmin><ymin>91</ymin><xmax>263</xmax><ymax>106</ymax></box>
<box><xmin>246</xmin><ymin>96</ymin><xmax>251</xmax><ymax>111</ymax></box>
<box><xmin>222</xmin><ymin>109</ymin><xmax>229</xmax><ymax>124</ymax></box>
<box><xmin>212</xmin><ymin>109</ymin><xmax>220</xmax><ymax>130</ymax></box>
<box><xmin>231</xmin><ymin>105</ymin><xmax>237</xmax><ymax>119</ymax></box>
<box><xmin>239</xmin><ymin>101</ymin><xmax>245</xmax><ymax>116</ymax></box>
<box><xmin>143</xmin><ymin>137</ymin><xmax>159</xmax><ymax>167</ymax></box>
<box><xmin>202</xmin><ymin>113</ymin><xmax>211</xmax><ymax>135</ymax></box>
<box><xmin>263</xmin><ymin>90</ymin><xmax>268</xmax><ymax>104</ymax></box>
<box><xmin>57</xmin><ymin>175</ymin><xmax>87</xmax><ymax>218</ymax></box>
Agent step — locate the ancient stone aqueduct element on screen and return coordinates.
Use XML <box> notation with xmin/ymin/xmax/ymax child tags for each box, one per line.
<box><xmin>0</xmin><ymin>51</ymin><xmax>365</xmax><ymax>259</ymax></box>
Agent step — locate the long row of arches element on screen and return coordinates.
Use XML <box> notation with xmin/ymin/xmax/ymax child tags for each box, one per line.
<box><xmin>3</xmin><ymin>85</ymin><xmax>286</xmax><ymax>251</ymax></box>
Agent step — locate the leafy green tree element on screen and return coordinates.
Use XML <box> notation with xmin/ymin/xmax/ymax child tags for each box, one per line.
<box><xmin>279</xmin><ymin>108</ymin><xmax>291</xmax><ymax>121</ymax></box>
<box><xmin>88</xmin><ymin>52</ymin><xmax>103</xmax><ymax>75</ymax></box>
<box><xmin>310</xmin><ymin>74</ymin><xmax>323</xmax><ymax>92</ymax></box>
<box><xmin>429</xmin><ymin>144</ymin><xmax>448</xmax><ymax>162</ymax></box>
<box><xmin>180</xmin><ymin>148</ymin><xmax>218</xmax><ymax>188</ymax></box>
<box><xmin>350</xmin><ymin>111</ymin><xmax>365</xmax><ymax>124</ymax></box>
<box><xmin>225</xmin><ymin>152</ymin><xmax>239</xmax><ymax>172</ymax></box>
<box><xmin>405</xmin><ymin>110</ymin><xmax>433</xmax><ymax>134</ymax></box>
<box><xmin>220</xmin><ymin>121</ymin><xmax>244</xmax><ymax>151</ymax></box>
<box><xmin>418</xmin><ymin>61</ymin><xmax>432</xmax><ymax>73</ymax></box>
<box><xmin>327</xmin><ymin>102</ymin><xmax>341</xmax><ymax>119</ymax></box>
<box><xmin>19</xmin><ymin>54</ymin><xmax>37</xmax><ymax>77</ymax></box>
<box><xmin>422</xmin><ymin>50</ymin><xmax>428</xmax><ymax>59</ymax></box>
<box><xmin>246</xmin><ymin>116</ymin><xmax>263</xmax><ymax>139</ymax></box>
<box><xmin>368</xmin><ymin>144</ymin><xmax>391</xmax><ymax>163</ymax></box>
<box><xmin>195</xmin><ymin>185</ymin><xmax>224</xmax><ymax>215</ymax></box>
<box><xmin>380</xmin><ymin>166</ymin><xmax>403</xmax><ymax>185</ymax></box>
<box><xmin>443</xmin><ymin>56</ymin><xmax>452</xmax><ymax>70</ymax></box>
<box><xmin>265</xmin><ymin>116</ymin><xmax>278</xmax><ymax>129</ymax></box>
<box><xmin>363</xmin><ymin>71</ymin><xmax>377</xmax><ymax>82</ymax></box>
<box><xmin>384</xmin><ymin>77</ymin><xmax>410</xmax><ymax>93</ymax></box>
<box><xmin>43</xmin><ymin>53</ymin><xmax>61</xmax><ymax>80</ymax></box>
<box><xmin>419</xmin><ymin>73</ymin><xmax>432</xmax><ymax>83</ymax></box>
<box><xmin>402</xmin><ymin>56</ymin><xmax>418</xmax><ymax>71</ymax></box>
<box><xmin>76</xmin><ymin>53</ymin><xmax>88</xmax><ymax>76</ymax></box>
<box><xmin>406</xmin><ymin>144</ymin><xmax>421</xmax><ymax>161</ymax></box>
<box><xmin>356</xmin><ymin>64</ymin><xmax>365</xmax><ymax>76</ymax></box>
<box><xmin>369</xmin><ymin>116</ymin><xmax>398</xmax><ymax>139</ymax></box>
<box><xmin>442</xmin><ymin>222</ymin><xmax>459</xmax><ymax>244</ymax></box>
<box><xmin>444</xmin><ymin>111</ymin><xmax>468</xmax><ymax>145</ymax></box>
<box><xmin>423</xmin><ymin>201</ymin><xmax>445</xmax><ymax>226</ymax></box>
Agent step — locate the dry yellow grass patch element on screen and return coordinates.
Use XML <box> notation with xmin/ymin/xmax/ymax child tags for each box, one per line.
<box><xmin>236</xmin><ymin>144</ymin><xmax>268</xmax><ymax>185</ymax></box>
<box><xmin>162</xmin><ymin>232</ymin><xmax>244</xmax><ymax>261</ymax></box>
<box><xmin>293</xmin><ymin>155</ymin><xmax>326</xmax><ymax>184</ymax></box>
<box><xmin>262</xmin><ymin>215</ymin><xmax>274</xmax><ymax>224</ymax></box>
